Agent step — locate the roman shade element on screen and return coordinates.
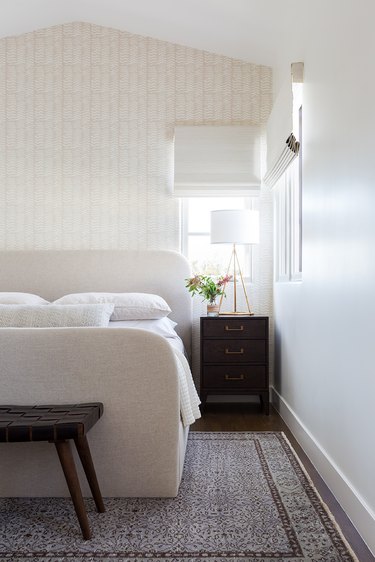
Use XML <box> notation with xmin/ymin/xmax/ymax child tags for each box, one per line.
<box><xmin>173</xmin><ymin>125</ymin><xmax>261</xmax><ymax>197</ymax></box>
<box><xmin>264</xmin><ymin>62</ymin><xmax>303</xmax><ymax>189</ymax></box>
<box><xmin>263</xmin><ymin>133</ymin><xmax>300</xmax><ymax>189</ymax></box>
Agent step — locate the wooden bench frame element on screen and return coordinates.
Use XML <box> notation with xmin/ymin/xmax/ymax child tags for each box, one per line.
<box><xmin>0</xmin><ymin>403</ymin><xmax>105</xmax><ymax>540</ymax></box>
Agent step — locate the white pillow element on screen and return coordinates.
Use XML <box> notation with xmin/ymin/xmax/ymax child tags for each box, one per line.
<box><xmin>0</xmin><ymin>304</ymin><xmax>114</xmax><ymax>327</ymax></box>
<box><xmin>53</xmin><ymin>292</ymin><xmax>172</xmax><ymax>321</ymax></box>
<box><xmin>0</xmin><ymin>292</ymin><xmax>49</xmax><ymax>305</ymax></box>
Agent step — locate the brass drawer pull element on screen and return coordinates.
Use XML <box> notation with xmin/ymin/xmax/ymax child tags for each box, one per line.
<box><xmin>225</xmin><ymin>348</ymin><xmax>244</xmax><ymax>355</ymax></box>
<box><xmin>225</xmin><ymin>374</ymin><xmax>245</xmax><ymax>381</ymax></box>
<box><xmin>225</xmin><ymin>325</ymin><xmax>244</xmax><ymax>331</ymax></box>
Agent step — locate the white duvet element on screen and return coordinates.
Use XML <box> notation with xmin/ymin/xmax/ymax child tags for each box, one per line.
<box><xmin>108</xmin><ymin>319</ymin><xmax>201</xmax><ymax>426</ymax></box>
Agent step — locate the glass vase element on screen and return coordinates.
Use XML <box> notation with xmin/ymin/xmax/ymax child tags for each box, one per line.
<box><xmin>207</xmin><ymin>300</ymin><xmax>220</xmax><ymax>317</ymax></box>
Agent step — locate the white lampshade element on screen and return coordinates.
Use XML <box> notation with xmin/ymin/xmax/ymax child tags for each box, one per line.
<box><xmin>210</xmin><ymin>209</ymin><xmax>259</xmax><ymax>244</ymax></box>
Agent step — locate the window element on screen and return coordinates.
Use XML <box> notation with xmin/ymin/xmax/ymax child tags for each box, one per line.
<box><xmin>275</xmin><ymin>175</ymin><xmax>289</xmax><ymax>281</ymax></box>
<box><xmin>275</xmin><ymin>156</ymin><xmax>300</xmax><ymax>281</ymax></box>
<box><xmin>275</xmin><ymin>70</ymin><xmax>303</xmax><ymax>282</ymax></box>
<box><xmin>291</xmin><ymin>82</ymin><xmax>303</xmax><ymax>279</ymax></box>
<box><xmin>181</xmin><ymin>197</ymin><xmax>255</xmax><ymax>277</ymax></box>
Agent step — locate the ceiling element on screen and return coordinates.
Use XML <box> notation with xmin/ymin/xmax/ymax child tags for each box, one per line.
<box><xmin>0</xmin><ymin>0</ymin><xmax>304</xmax><ymax>68</ymax></box>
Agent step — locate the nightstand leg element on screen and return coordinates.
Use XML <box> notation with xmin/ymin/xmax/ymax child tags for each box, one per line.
<box><xmin>260</xmin><ymin>391</ymin><xmax>270</xmax><ymax>415</ymax></box>
<box><xmin>200</xmin><ymin>390</ymin><xmax>208</xmax><ymax>408</ymax></box>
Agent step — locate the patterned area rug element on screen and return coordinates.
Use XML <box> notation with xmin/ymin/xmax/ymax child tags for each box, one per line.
<box><xmin>0</xmin><ymin>432</ymin><xmax>357</xmax><ymax>562</ymax></box>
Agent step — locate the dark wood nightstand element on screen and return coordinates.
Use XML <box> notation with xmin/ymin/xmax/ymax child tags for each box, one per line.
<box><xmin>200</xmin><ymin>316</ymin><xmax>269</xmax><ymax>414</ymax></box>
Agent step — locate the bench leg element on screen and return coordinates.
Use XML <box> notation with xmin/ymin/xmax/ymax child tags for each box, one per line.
<box><xmin>55</xmin><ymin>440</ymin><xmax>91</xmax><ymax>540</ymax></box>
<box><xmin>74</xmin><ymin>435</ymin><xmax>105</xmax><ymax>513</ymax></box>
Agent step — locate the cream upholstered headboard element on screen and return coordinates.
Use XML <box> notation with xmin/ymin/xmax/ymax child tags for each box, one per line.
<box><xmin>0</xmin><ymin>250</ymin><xmax>192</xmax><ymax>356</ymax></box>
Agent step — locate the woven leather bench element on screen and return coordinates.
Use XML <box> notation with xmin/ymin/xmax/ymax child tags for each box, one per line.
<box><xmin>0</xmin><ymin>402</ymin><xmax>105</xmax><ymax>540</ymax></box>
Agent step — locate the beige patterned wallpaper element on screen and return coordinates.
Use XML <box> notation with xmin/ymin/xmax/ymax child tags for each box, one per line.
<box><xmin>0</xmin><ymin>22</ymin><xmax>272</xmax><ymax>251</ymax></box>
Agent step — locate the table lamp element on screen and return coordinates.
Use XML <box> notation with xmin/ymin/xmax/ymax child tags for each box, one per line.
<box><xmin>210</xmin><ymin>209</ymin><xmax>259</xmax><ymax>315</ymax></box>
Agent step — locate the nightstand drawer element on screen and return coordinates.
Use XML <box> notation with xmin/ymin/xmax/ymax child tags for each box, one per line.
<box><xmin>202</xmin><ymin>339</ymin><xmax>266</xmax><ymax>363</ymax></box>
<box><xmin>202</xmin><ymin>366</ymin><xmax>267</xmax><ymax>389</ymax></box>
<box><xmin>202</xmin><ymin>318</ymin><xmax>267</xmax><ymax>339</ymax></box>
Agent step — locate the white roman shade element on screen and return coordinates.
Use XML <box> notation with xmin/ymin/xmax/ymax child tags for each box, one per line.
<box><xmin>173</xmin><ymin>125</ymin><xmax>261</xmax><ymax>197</ymax></box>
<box><xmin>264</xmin><ymin>63</ymin><xmax>303</xmax><ymax>189</ymax></box>
<box><xmin>263</xmin><ymin>133</ymin><xmax>300</xmax><ymax>189</ymax></box>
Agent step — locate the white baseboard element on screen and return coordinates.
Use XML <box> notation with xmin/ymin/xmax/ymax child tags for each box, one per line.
<box><xmin>271</xmin><ymin>386</ymin><xmax>375</xmax><ymax>556</ymax></box>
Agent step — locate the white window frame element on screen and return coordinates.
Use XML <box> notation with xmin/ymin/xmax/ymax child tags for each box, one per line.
<box><xmin>275</xmin><ymin>174</ymin><xmax>289</xmax><ymax>282</ymax></box>
<box><xmin>275</xmin><ymin>154</ymin><xmax>302</xmax><ymax>283</ymax></box>
<box><xmin>290</xmin><ymin>156</ymin><xmax>302</xmax><ymax>281</ymax></box>
<box><xmin>291</xmin><ymin>83</ymin><xmax>303</xmax><ymax>281</ymax></box>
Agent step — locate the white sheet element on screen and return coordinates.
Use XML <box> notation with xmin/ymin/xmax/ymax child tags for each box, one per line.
<box><xmin>107</xmin><ymin>319</ymin><xmax>201</xmax><ymax>426</ymax></box>
<box><xmin>107</xmin><ymin>318</ymin><xmax>185</xmax><ymax>353</ymax></box>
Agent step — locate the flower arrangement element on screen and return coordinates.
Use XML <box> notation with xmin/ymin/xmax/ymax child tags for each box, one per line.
<box><xmin>185</xmin><ymin>274</ymin><xmax>232</xmax><ymax>304</ymax></box>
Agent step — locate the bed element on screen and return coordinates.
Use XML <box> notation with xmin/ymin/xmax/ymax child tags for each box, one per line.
<box><xmin>0</xmin><ymin>250</ymin><xmax>199</xmax><ymax>498</ymax></box>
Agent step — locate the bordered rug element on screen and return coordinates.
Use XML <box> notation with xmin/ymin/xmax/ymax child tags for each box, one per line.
<box><xmin>0</xmin><ymin>432</ymin><xmax>357</xmax><ymax>562</ymax></box>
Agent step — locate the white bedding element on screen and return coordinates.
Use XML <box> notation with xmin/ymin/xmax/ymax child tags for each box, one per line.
<box><xmin>107</xmin><ymin>318</ymin><xmax>185</xmax><ymax>353</ymax></box>
<box><xmin>107</xmin><ymin>318</ymin><xmax>201</xmax><ymax>426</ymax></box>
<box><xmin>173</xmin><ymin>347</ymin><xmax>201</xmax><ymax>426</ymax></box>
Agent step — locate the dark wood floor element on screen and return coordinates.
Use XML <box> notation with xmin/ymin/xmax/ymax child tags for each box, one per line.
<box><xmin>191</xmin><ymin>402</ymin><xmax>375</xmax><ymax>562</ymax></box>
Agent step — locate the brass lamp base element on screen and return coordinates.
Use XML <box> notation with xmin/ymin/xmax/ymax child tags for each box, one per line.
<box><xmin>219</xmin><ymin>311</ymin><xmax>254</xmax><ymax>316</ymax></box>
<box><xmin>218</xmin><ymin>244</ymin><xmax>253</xmax><ymax>316</ymax></box>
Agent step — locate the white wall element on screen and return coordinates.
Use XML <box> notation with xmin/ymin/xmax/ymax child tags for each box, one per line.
<box><xmin>272</xmin><ymin>0</ymin><xmax>375</xmax><ymax>552</ymax></box>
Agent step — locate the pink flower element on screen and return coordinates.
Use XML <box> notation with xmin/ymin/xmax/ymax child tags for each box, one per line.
<box><xmin>217</xmin><ymin>274</ymin><xmax>232</xmax><ymax>286</ymax></box>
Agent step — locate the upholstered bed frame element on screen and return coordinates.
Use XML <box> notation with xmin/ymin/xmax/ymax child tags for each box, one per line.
<box><xmin>0</xmin><ymin>250</ymin><xmax>192</xmax><ymax>498</ymax></box>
